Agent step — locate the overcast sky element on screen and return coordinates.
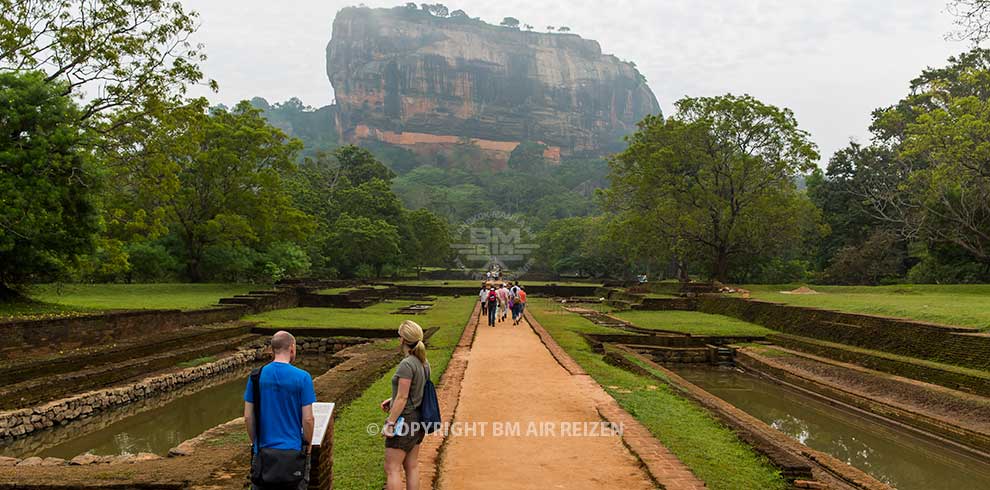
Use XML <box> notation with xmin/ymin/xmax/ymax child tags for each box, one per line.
<box><xmin>183</xmin><ymin>0</ymin><xmax>967</xmax><ymax>162</ymax></box>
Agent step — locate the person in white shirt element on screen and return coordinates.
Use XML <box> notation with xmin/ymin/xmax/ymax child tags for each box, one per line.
<box><xmin>478</xmin><ymin>284</ymin><xmax>489</xmax><ymax>317</ymax></box>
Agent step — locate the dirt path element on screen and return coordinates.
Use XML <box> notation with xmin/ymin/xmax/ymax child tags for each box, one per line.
<box><xmin>435</xmin><ymin>314</ymin><xmax>657</xmax><ymax>490</ymax></box>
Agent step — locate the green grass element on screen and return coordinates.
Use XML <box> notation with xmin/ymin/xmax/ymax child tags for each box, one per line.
<box><xmin>1</xmin><ymin>283</ymin><xmax>262</xmax><ymax>319</ymax></box>
<box><xmin>529</xmin><ymin>303</ymin><xmax>786</xmax><ymax>490</ymax></box>
<box><xmin>612</xmin><ymin>310</ymin><xmax>775</xmax><ymax>336</ymax></box>
<box><xmin>742</xmin><ymin>284</ymin><xmax>990</xmax><ymax>331</ymax></box>
<box><xmin>247</xmin><ymin>301</ymin><xmax>427</xmax><ymax>329</ymax></box>
<box><xmin>177</xmin><ymin>356</ymin><xmax>218</xmax><ymax>368</ymax></box>
<box><xmin>330</xmin><ymin>296</ymin><xmax>476</xmax><ymax>489</ymax></box>
<box><xmin>0</xmin><ymin>299</ymin><xmax>78</xmax><ymax>320</ymax></box>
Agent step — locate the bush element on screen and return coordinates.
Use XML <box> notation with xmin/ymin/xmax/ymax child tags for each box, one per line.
<box><xmin>354</xmin><ymin>264</ymin><xmax>377</xmax><ymax>280</ymax></box>
<box><xmin>261</xmin><ymin>242</ymin><xmax>311</xmax><ymax>279</ymax></box>
<box><xmin>127</xmin><ymin>242</ymin><xmax>180</xmax><ymax>282</ymax></box>
<box><xmin>751</xmin><ymin>258</ymin><xmax>812</xmax><ymax>284</ymax></box>
<box><xmin>907</xmin><ymin>255</ymin><xmax>987</xmax><ymax>283</ymax></box>
<box><xmin>201</xmin><ymin>244</ymin><xmax>260</xmax><ymax>282</ymax></box>
<box><xmin>824</xmin><ymin>230</ymin><xmax>904</xmax><ymax>285</ymax></box>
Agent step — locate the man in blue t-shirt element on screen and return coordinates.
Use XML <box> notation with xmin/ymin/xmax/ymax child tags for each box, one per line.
<box><xmin>244</xmin><ymin>331</ymin><xmax>316</xmax><ymax>489</ymax></box>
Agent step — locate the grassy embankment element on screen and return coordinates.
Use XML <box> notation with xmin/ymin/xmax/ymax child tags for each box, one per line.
<box><xmin>528</xmin><ymin>302</ymin><xmax>787</xmax><ymax>490</ymax></box>
<box><xmin>0</xmin><ymin>283</ymin><xmax>262</xmax><ymax>320</ymax></box>
<box><xmin>248</xmin><ymin>296</ymin><xmax>477</xmax><ymax>490</ymax></box>
<box><xmin>743</xmin><ymin>284</ymin><xmax>990</xmax><ymax>331</ymax></box>
<box><xmin>612</xmin><ymin>310</ymin><xmax>775</xmax><ymax>337</ymax></box>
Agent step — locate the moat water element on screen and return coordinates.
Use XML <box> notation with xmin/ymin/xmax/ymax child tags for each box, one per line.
<box><xmin>0</xmin><ymin>355</ymin><xmax>336</xmax><ymax>459</ymax></box>
<box><xmin>675</xmin><ymin>367</ymin><xmax>990</xmax><ymax>490</ymax></box>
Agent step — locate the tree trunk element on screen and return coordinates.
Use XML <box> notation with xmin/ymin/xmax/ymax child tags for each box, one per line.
<box><xmin>712</xmin><ymin>250</ymin><xmax>730</xmax><ymax>283</ymax></box>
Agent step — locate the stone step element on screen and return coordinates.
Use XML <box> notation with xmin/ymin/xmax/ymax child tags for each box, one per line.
<box><xmin>770</xmin><ymin>333</ymin><xmax>990</xmax><ymax>397</ymax></box>
<box><xmin>0</xmin><ymin>322</ymin><xmax>253</xmax><ymax>389</ymax></box>
<box><xmin>0</xmin><ymin>333</ymin><xmax>259</xmax><ymax>409</ymax></box>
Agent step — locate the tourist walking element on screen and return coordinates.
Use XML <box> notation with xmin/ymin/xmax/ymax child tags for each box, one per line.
<box><xmin>478</xmin><ymin>283</ymin><xmax>488</xmax><ymax>317</ymax></box>
<box><xmin>381</xmin><ymin>321</ymin><xmax>430</xmax><ymax>490</ymax></box>
<box><xmin>514</xmin><ymin>286</ymin><xmax>527</xmax><ymax>326</ymax></box>
<box><xmin>244</xmin><ymin>331</ymin><xmax>316</xmax><ymax>490</ymax></box>
<box><xmin>497</xmin><ymin>284</ymin><xmax>510</xmax><ymax>322</ymax></box>
<box><xmin>486</xmin><ymin>286</ymin><xmax>498</xmax><ymax>327</ymax></box>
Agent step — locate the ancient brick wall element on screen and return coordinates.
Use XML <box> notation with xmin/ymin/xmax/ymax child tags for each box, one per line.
<box><xmin>0</xmin><ymin>307</ymin><xmax>246</xmax><ymax>355</ymax></box>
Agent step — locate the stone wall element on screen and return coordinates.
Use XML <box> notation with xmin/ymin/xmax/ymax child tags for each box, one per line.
<box><xmin>0</xmin><ymin>336</ymin><xmax>357</xmax><ymax>444</ymax></box>
<box><xmin>634</xmin><ymin>298</ymin><xmax>698</xmax><ymax>311</ymax></box>
<box><xmin>0</xmin><ymin>306</ymin><xmax>247</xmax><ymax>356</ymax></box>
<box><xmin>0</xmin><ymin>346</ymin><xmax>266</xmax><ymax>441</ymax></box>
<box><xmin>0</xmin><ymin>288</ymin><xmax>302</xmax><ymax>357</ymax></box>
<box><xmin>769</xmin><ymin>334</ymin><xmax>990</xmax><ymax>397</ymax></box>
<box><xmin>697</xmin><ymin>297</ymin><xmax>990</xmax><ymax>371</ymax></box>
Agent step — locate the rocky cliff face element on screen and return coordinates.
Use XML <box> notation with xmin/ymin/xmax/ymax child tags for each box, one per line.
<box><xmin>326</xmin><ymin>6</ymin><xmax>660</xmax><ymax>166</ymax></box>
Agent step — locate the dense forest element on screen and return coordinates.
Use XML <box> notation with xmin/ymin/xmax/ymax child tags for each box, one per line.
<box><xmin>3</xmin><ymin>0</ymin><xmax>990</xmax><ymax>295</ymax></box>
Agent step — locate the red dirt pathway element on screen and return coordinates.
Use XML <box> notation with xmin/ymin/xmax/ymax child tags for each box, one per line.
<box><xmin>431</xmin><ymin>310</ymin><xmax>704</xmax><ymax>489</ymax></box>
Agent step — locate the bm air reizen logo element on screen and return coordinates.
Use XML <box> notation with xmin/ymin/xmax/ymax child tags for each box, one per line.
<box><xmin>451</xmin><ymin>211</ymin><xmax>538</xmax><ymax>276</ymax></box>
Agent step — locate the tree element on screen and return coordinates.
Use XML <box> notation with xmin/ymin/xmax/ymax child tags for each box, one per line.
<box><xmin>834</xmin><ymin>49</ymin><xmax>990</xmax><ymax>278</ymax></box>
<box><xmin>524</xmin><ymin>24</ymin><xmax>534</xmax><ymax>31</ymax></box>
<box><xmin>547</xmin><ymin>26</ymin><xmax>556</xmax><ymax>32</ymax></box>
<box><xmin>947</xmin><ymin>0</ymin><xmax>990</xmax><ymax>42</ymax></box>
<box><xmin>558</xmin><ymin>26</ymin><xmax>571</xmax><ymax>32</ymax></box>
<box><xmin>508</xmin><ymin>141</ymin><xmax>549</xmax><ymax>174</ymax></box>
<box><xmin>326</xmin><ymin>214</ymin><xmax>400</xmax><ymax>277</ymax></box>
<box><xmin>426</xmin><ymin>3</ymin><xmax>449</xmax><ymax>17</ymax></box>
<box><xmin>501</xmin><ymin>17</ymin><xmax>521</xmax><ymax>29</ymax></box>
<box><xmin>605</xmin><ymin>94</ymin><xmax>820</xmax><ymax>282</ymax></box>
<box><xmin>401</xmin><ymin>209</ymin><xmax>451</xmax><ymax>277</ymax></box>
<box><xmin>102</xmin><ymin>99</ymin><xmax>312</xmax><ymax>281</ymax></box>
<box><xmin>0</xmin><ymin>0</ymin><xmax>213</xmax><ymax>127</ymax></box>
<box><xmin>807</xmin><ymin>144</ymin><xmax>891</xmax><ymax>270</ymax></box>
<box><xmin>900</xmin><ymin>93</ymin><xmax>990</xmax><ymax>269</ymax></box>
<box><xmin>334</xmin><ymin>145</ymin><xmax>396</xmax><ymax>186</ymax></box>
<box><xmin>450</xmin><ymin>9</ymin><xmax>469</xmax><ymax>19</ymax></box>
<box><xmin>0</xmin><ymin>71</ymin><xmax>101</xmax><ymax>296</ymax></box>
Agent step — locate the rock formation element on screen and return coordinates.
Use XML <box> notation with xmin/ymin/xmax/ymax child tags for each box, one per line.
<box><xmin>326</xmin><ymin>6</ymin><xmax>660</xmax><ymax>168</ymax></box>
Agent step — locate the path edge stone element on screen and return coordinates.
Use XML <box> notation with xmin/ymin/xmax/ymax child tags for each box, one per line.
<box><xmin>419</xmin><ymin>302</ymin><xmax>482</xmax><ymax>489</ymax></box>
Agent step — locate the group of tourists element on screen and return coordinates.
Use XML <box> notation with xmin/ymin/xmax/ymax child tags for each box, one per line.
<box><xmin>479</xmin><ymin>281</ymin><xmax>527</xmax><ymax>327</ymax></box>
<box><xmin>245</xmin><ymin>320</ymin><xmax>435</xmax><ymax>490</ymax></box>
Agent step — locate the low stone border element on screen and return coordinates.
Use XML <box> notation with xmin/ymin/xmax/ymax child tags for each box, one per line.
<box><xmin>418</xmin><ymin>302</ymin><xmax>480</xmax><ymax>489</ymax></box>
<box><xmin>523</xmin><ymin>310</ymin><xmax>707</xmax><ymax>490</ymax></box>
<box><xmin>0</xmin><ymin>343</ymin><xmax>267</xmax><ymax>442</ymax></box>
<box><xmin>611</xmin><ymin>345</ymin><xmax>893</xmax><ymax>490</ymax></box>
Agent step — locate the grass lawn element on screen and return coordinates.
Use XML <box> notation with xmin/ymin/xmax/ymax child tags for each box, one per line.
<box><xmin>529</xmin><ymin>303</ymin><xmax>786</xmax><ymax>490</ymax></box>
<box><xmin>329</xmin><ymin>296</ymin><xmax>476</xmax><ymax>489</ymax></box>
<box><xmin>612</xmin><ymin>310</ymin><xmax>775</xmax><ymax>336</ymax></box>
<box><xmin>247</xmin><ymin>301</ymin><xmax>430</xmax><ymax>329</ymax></box>
<box><xmin>0</xmin><ymin>283</ymin><xmax>262</xmax><ymax>319</ymax></box>
<box><xmin>743</xmin><ymin>284</ymin><xmax>990</xmax><ymax>331</ymax></box>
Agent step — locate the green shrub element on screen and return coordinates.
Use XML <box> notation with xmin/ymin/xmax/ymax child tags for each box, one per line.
<box><xmin>127</xmin><ymin>242</ymin><xmax>180</xmax><ymax>282</ymax></box>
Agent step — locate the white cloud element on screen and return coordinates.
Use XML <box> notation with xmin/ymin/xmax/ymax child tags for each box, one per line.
<box><xmin>183</xmin><ymin>0</ymin><xmax>964</xmax><ymax>162</ymax></box>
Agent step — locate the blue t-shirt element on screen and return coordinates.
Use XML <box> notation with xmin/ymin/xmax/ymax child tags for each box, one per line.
<box><xmin>244</xmin><ymin>362</ymin><xmax>316</xmax><ymax>451</ymax></box>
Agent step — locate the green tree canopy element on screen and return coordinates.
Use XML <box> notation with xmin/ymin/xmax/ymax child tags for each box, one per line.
<box><xmin>0</xmin><ymin>0</ymin><xmax>212</xmax><ymax>126</ymax></box>
<box><xmin>102</xmin><ymin>99</ymin><xmax>311</xmax><ymax>281</ymax></box>
<box><xmin>0</xmin><ymin>71</ymin><xmax>101</xmax><ymax>295</ymax></box>
<box><xmin>605</xmin><ymin>94</ymin><xmax>820</xmax><ymax>281</ymax></box>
